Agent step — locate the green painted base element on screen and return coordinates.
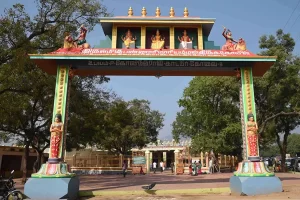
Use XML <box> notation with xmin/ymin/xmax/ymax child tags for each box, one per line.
<box><xmin>31</xmin><ymin>162</ymin><xmax>76</xmax><ymax>178</ymax></box>
<box><xmin>233</xmin><ymin>161</ymin><xmax>274</xmax><ymax>177</ymax></box>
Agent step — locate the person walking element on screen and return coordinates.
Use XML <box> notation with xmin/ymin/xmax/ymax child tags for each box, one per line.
<box><xmin>153</xmin><ymin>161</ymin><xmax>157</xmax><ymax>173</ymax></box>
<box><xmin>160</xmin><ymin>161</ymin><xmax>164</xmax><ymax>173</ymax></box>
<box><xmin>209</xmin><ymin>158</ymin><xmax>213</xmax><ymax>174</ymax></box>
<box><xmin>122</xmin><ymin>160</ymin><xmax>127</xmax><ymax>178</ymax></box>
<box><xmin>170</xmin><ymin>162</ymin><xmax>174</xmax><ymax>173</ymax></box>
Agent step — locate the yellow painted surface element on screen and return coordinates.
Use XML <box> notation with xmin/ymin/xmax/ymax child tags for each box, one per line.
<box><xmin>141</xmin><ymin>26</ymin><xmax>146</xmax><ymax>49</ymax></box>
<box><xmin>170</xmin><ymin>26</ymin><xmax>175</xmax><ymax>49</ymax></box>
<box><xmin>112</xmin><ymin>24</ymin><xmax>117</xmax><ymax>48</ymax></box>
<box><xmin>100</xmin><ymin>19</ymin><xmax>215</xmax><ymax>25</ymax></box>
<box><xmin>198</xmin><ymin>26</ymin><xmax>203</xmax><ymax>50</ymax></box>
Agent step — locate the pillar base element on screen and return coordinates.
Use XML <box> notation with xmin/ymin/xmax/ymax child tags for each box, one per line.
<box><xmin>24</xmin><ymin>176</ymin><xmax>79</xmax><ymax>200</ymax></box>
<box><xmin>31</xmin><ymin>162</ymin><xmax>75</xmax><ymax>178</ymax></box>
<box><xmin>230</xmin><ymin>176</ymin><xmax>282</xmax><ymax>196</ymax></box>
<box><xmin>234</xmin><ymin>161</ymin><xmax>274</xmax><ymax>177</ymax></box>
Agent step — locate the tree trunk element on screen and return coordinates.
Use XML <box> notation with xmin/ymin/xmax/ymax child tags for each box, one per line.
<box><xmin>37</xmin><ymin>150</ymin><xmax>44</xmax><ymax>169</ymax></box>
<box><xmin>33</xmin><ymin>150</ymin><xmax>42</xmax><ymax>172</ymax></box>
<box><xmin>280</xmin><ymin>130</ymin><xmax>289</xmax><ymax>172</ymax></box>
<box><xmin>22</xmin><ymin>141</ymin><xmax>29</xmax><ymax>184</ymax></box>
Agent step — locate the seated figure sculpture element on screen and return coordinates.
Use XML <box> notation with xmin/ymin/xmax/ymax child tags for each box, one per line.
<box><xmin>178</xmin><ymin>30</ymin><xmax>193</xmax><ymax>49</ymax></box>
<box><xmin>63</xmin><ymin>32</ymin><xmax>76</xmax><ymax>49</ymax></box>
<box><xmin>235</xmin><ymin>37</ymin><xmax>247</xmax><ymax>50</ymax></box>
<box><xmin>151</xmin><ymin>29</ymin><xmax>165</xmax><ymax>49</ymax></box>
<box><xmin>121</xmin><ymin>29</ymin><xmax>137</xmax><ymax>49</ymax></box>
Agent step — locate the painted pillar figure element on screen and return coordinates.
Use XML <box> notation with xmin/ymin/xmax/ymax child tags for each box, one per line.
<box><xmin>31</xmin><ymin>66</ymin><xmax>75</xmax><ymax>178</ymax></box>
<box><xmin>49</xmin><ymin>114</ymin><xmax>64</xmax><ymax>160</ymax></box>
<box><xmin>233</xmin><ymin>67</ymin><xmax>274</xmax><ymax>177</ymax></box>
<box><xmin>240</xmin><ymin>68</ymin><xmax>260</xmax><ymax>161</ymax></box>
<box><xmin>48</xmin><ymin>66</ymin><xmax>70</xmax><ymax>163</ymax></box>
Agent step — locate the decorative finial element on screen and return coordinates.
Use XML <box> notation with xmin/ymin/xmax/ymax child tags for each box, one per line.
<box><xmin>183</xmin><ymin>7</ymin><xmax>189</xmax><ymax>17</ymax></box>
<box><xmin>128</xmin><ymin>7</ymin><xmax>133</xmax><ymax>16</ymax></box>
<box><xmin>169</xmin><ymin>7</ymin><xmax>175</xmax><ymax>17</ymax></box>
<box><xmin>155</xmin><ymin>7</ymin><xmax>161</xmax><ymax>17</ymax></box>
<box><xmin>141</xmin><ymin>7</ymin><xmax>147</xmax><ymax>17</ymax></box>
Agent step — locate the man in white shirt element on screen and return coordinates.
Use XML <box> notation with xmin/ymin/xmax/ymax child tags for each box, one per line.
<box><xmin>152</xmin><ymin>161</ymin><xmax>157</xmax><ymax>173</ymax></box>
<box><xmin>160</xmin><ymin>161</ymin><xmax>164</xmax><ymax>173</ymax></box>
<box><xmin>209</xmin><ymin>158</ymin><xmax>213</xmax><ymax>174</ymax></box>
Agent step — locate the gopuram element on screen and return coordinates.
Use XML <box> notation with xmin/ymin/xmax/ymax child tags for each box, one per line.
<box><xmin>24</xmin><ymin>7</ymin><xmax>281</xmax><ymax>199</ymax></box>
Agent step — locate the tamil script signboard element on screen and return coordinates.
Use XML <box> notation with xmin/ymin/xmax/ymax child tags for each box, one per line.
<box><xmin>59</xmin><ymin>60</ymin><xmax>253</xmax><ymax>69</ymax></box>
<box><xmin>51</xmin><ymin>48</ymin><xmax>258</xmax><ymax>57</ymax></box>
<box><xmin>133</xmin><ymin>156</ymin><xmax>146</xmax><ymax>165</ymax></box>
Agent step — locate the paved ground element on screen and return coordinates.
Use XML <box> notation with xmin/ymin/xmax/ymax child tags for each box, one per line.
<box><xmin>15</xmin><ymin>171</ymin><xmax>300</xmax><ymax>199</ymax></box>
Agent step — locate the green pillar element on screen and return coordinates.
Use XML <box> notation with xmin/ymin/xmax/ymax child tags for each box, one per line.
<box><xmin>31</xmin><ymin>66</ymin><xmax>75</xmax><ymax>178</ymax></box>
<box><xmin>234</xmin><ymin>67</ymin><xmax>274</xmax><ymax>177</ymax></box>
<box><xmin>240</xmin><ymin>68</ymin><xmax>259</xmax><ymax>161</ymax></box>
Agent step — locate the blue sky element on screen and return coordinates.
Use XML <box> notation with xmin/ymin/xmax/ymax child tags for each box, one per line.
<box><xmin>2</xmin><ymin>0</ymin><xmax>300</xmax><ymax>140</ymax></box>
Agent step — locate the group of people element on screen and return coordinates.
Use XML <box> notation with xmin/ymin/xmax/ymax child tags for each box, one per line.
<box><xmin>152</xmin><ymin>161</ymin><xmax>168</xmax><ymax>173</ymax></box>
<box><xmin>189</xmin><ymin>161</ymin><xmax>202</xmax><ymax>176</ymax></box>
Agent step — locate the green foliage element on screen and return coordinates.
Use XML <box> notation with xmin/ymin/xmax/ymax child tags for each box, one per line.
<box><xmin>287</xmin><ymin>134</ymin><xmax>300</xmax><ymax>156</ymax></box>
<box><xmin>0</xmin><ymin>0</ymin><xmax>110</xmax><ymax>181</ymax></box>
<box><xmin>172</xmin><ymin>77</ymin><xmax>242</xmax><ymax>155</ymax></box>
<box><xmin>93</xmin><ymin>99</ymin><xmax>165</xmax><ymax>155</ymax></box>
<box><xmin>255</xmin><ymin>29</ymin><xmax>300</xmax><ymax>171</ymax></box>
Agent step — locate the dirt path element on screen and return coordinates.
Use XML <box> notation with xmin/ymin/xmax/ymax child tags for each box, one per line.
<box><xmin>80</xmin><ymin>185</ymin><xmax>300</xmax><ymax>200</ymax></box>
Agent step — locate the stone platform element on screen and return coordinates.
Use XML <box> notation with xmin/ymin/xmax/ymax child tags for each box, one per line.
<box><xmin>24</xmin><ymin>176</ymin><xmax>79</xmax><ymax>200</ymax></box>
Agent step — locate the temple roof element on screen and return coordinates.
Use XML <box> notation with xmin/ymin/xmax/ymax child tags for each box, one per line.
<box><xmin>99</xmin><ymin>16</ymin><xmax>215</xmax><ymax>36</ymax></box>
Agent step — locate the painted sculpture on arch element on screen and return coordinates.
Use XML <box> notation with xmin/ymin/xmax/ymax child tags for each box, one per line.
<box><xmin>49</xmin><ymin>113</ymin><xmax>64</xmax><ymax>160</ymax></box>
<box><xmin>178</xmin><ymin>30</ymin><xmax>193</xmax><ymax>49</ymax></box>
<box><xmin>235</xmin><ymin>37</ymin><xmax>247</xmax><ymax>50</ymax></box>
<box><xmin>62</xmin><ymin>25</ymin><xmax>90</xmax><ymax>51</ymax></box>
<box><xmin>246</xmin><ymin>113</ymin><xmax>259</xmax><ymax>157</ymax></box>
<box><xmin>75</xmin><ymin>25</ymin><xmax>90</xmax><ymax>48</ymax></box>
<box><xmin>151</xmin><ymin>29</ymin><xmax>165</xmax><ymax>49</ymax></box>
<box><xmin>222</xmin><ymin>27</ymin><xmax>238</xmax><ymax>50</ymax></box>
<box><xmin>63</xmin><ymin>32</ymin><xmax>76</xmax><ymax>49</ymax></box>
<box><xmin>222</xmin><ymin>27</ymin><xmax>247</xmax><ymax>51</ymax></box>
<box><xmin>121</xmin><ymin>29</ymin><xmax>137</xmax><ymax>48</ymax></box>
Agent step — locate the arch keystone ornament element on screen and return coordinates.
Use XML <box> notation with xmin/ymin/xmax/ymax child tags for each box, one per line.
<box><xmin>25</xmin><ymin>8</ymin><xmax>281</xmax><ymax>198</ymax></box>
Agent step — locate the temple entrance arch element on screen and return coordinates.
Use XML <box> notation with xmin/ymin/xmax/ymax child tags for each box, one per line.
<box><xmin>25</xmin><ymin>6</ymin><xmax>282</xmax><ymax>199</ymax></box>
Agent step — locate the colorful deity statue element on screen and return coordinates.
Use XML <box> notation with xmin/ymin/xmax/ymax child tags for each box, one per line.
<box><xmin>63</xmin><ymin>32</ymin><xmax>76</xmax><ymax>49</ymax></box>
<box><xmin>222</xmin><ymin>27</ymin><xmax>238</xmax><ymax>51</ymax></box>
<box><xmin>75</xmin><ymin>25</ymin><xmax>90</xmax><ymax>48</ymax></box>
<box><xmin>49</xmin><ymin>113</ymin><xmax>63</xmax><ymax>159</ymax></box>
<box><xmin>151</xmin><ymin>29</ymin><xmax>165</xmax><ymax>49</ymax></box>
<box><xmin>178</xmin><ymin>30</ymin><xmax>193</xmax><ymax>49</ymax></box>
<box><xmin>246</xmin><ymin>113</ymin><xmax>258</xmax><ymax>157</ymax></box>
<box><xmin>235</xmin><ymin>37</ymin><xmax>247</xmax><ymax>50</ymax></box>
<box><xmin>121</xmin><ymin>29</ymin><xmax>137</xmax><ymax>49</ymax></box>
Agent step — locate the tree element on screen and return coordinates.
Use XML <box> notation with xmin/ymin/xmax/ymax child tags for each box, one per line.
<box><xmin>0</xmin><ymin>0</ymin><xmax>110</xmax><ymax>182</ymax></box>
<box><xmin>172</xmin><ymin>77</ymin><xmax>242</xmax><ymax>156</ymax></box>
<box><xmin>0</xmin><ymin>68</ymin><xmax>54</xmax><ymax>180</ymax></box>
<box><xmin>255</xmin><ymin>29</ymin><xmax>300</xmax><ymax>171</ymax></box>
<box><xmin>93</xmin><ymin>99</ymin><xmax>165</xmax><ymax>155</ymax></box>
<box><xmin>66</xmin><ymin>76</ymin><xmax>112</xmax><ymax>150</ymax></box>
<box><xmin>287</xmin><ymin>134</ymin><xmax>300</xmax><ymax>156</ymax></box>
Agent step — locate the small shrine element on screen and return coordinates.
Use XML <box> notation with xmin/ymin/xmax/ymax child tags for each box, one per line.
<box><xmin>98</xmin><ymin>7</ymin><xmax>218</xmax><ymax>50</ymax></box>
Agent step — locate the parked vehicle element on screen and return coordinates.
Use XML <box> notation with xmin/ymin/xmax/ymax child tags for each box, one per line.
<box><xmin>292</xmin><ymin>158</ymin><xmax>300</xmax><ymax>172</ymax></box>
<box><xmin>0</xmin><ymin>170</ymin><xmax>23</xmax><ymax>200</ymax></box>
<box><xmin>285</xmin><ymin>158</ymin><xmax>295</xmax><ymax>168</ymax></box>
